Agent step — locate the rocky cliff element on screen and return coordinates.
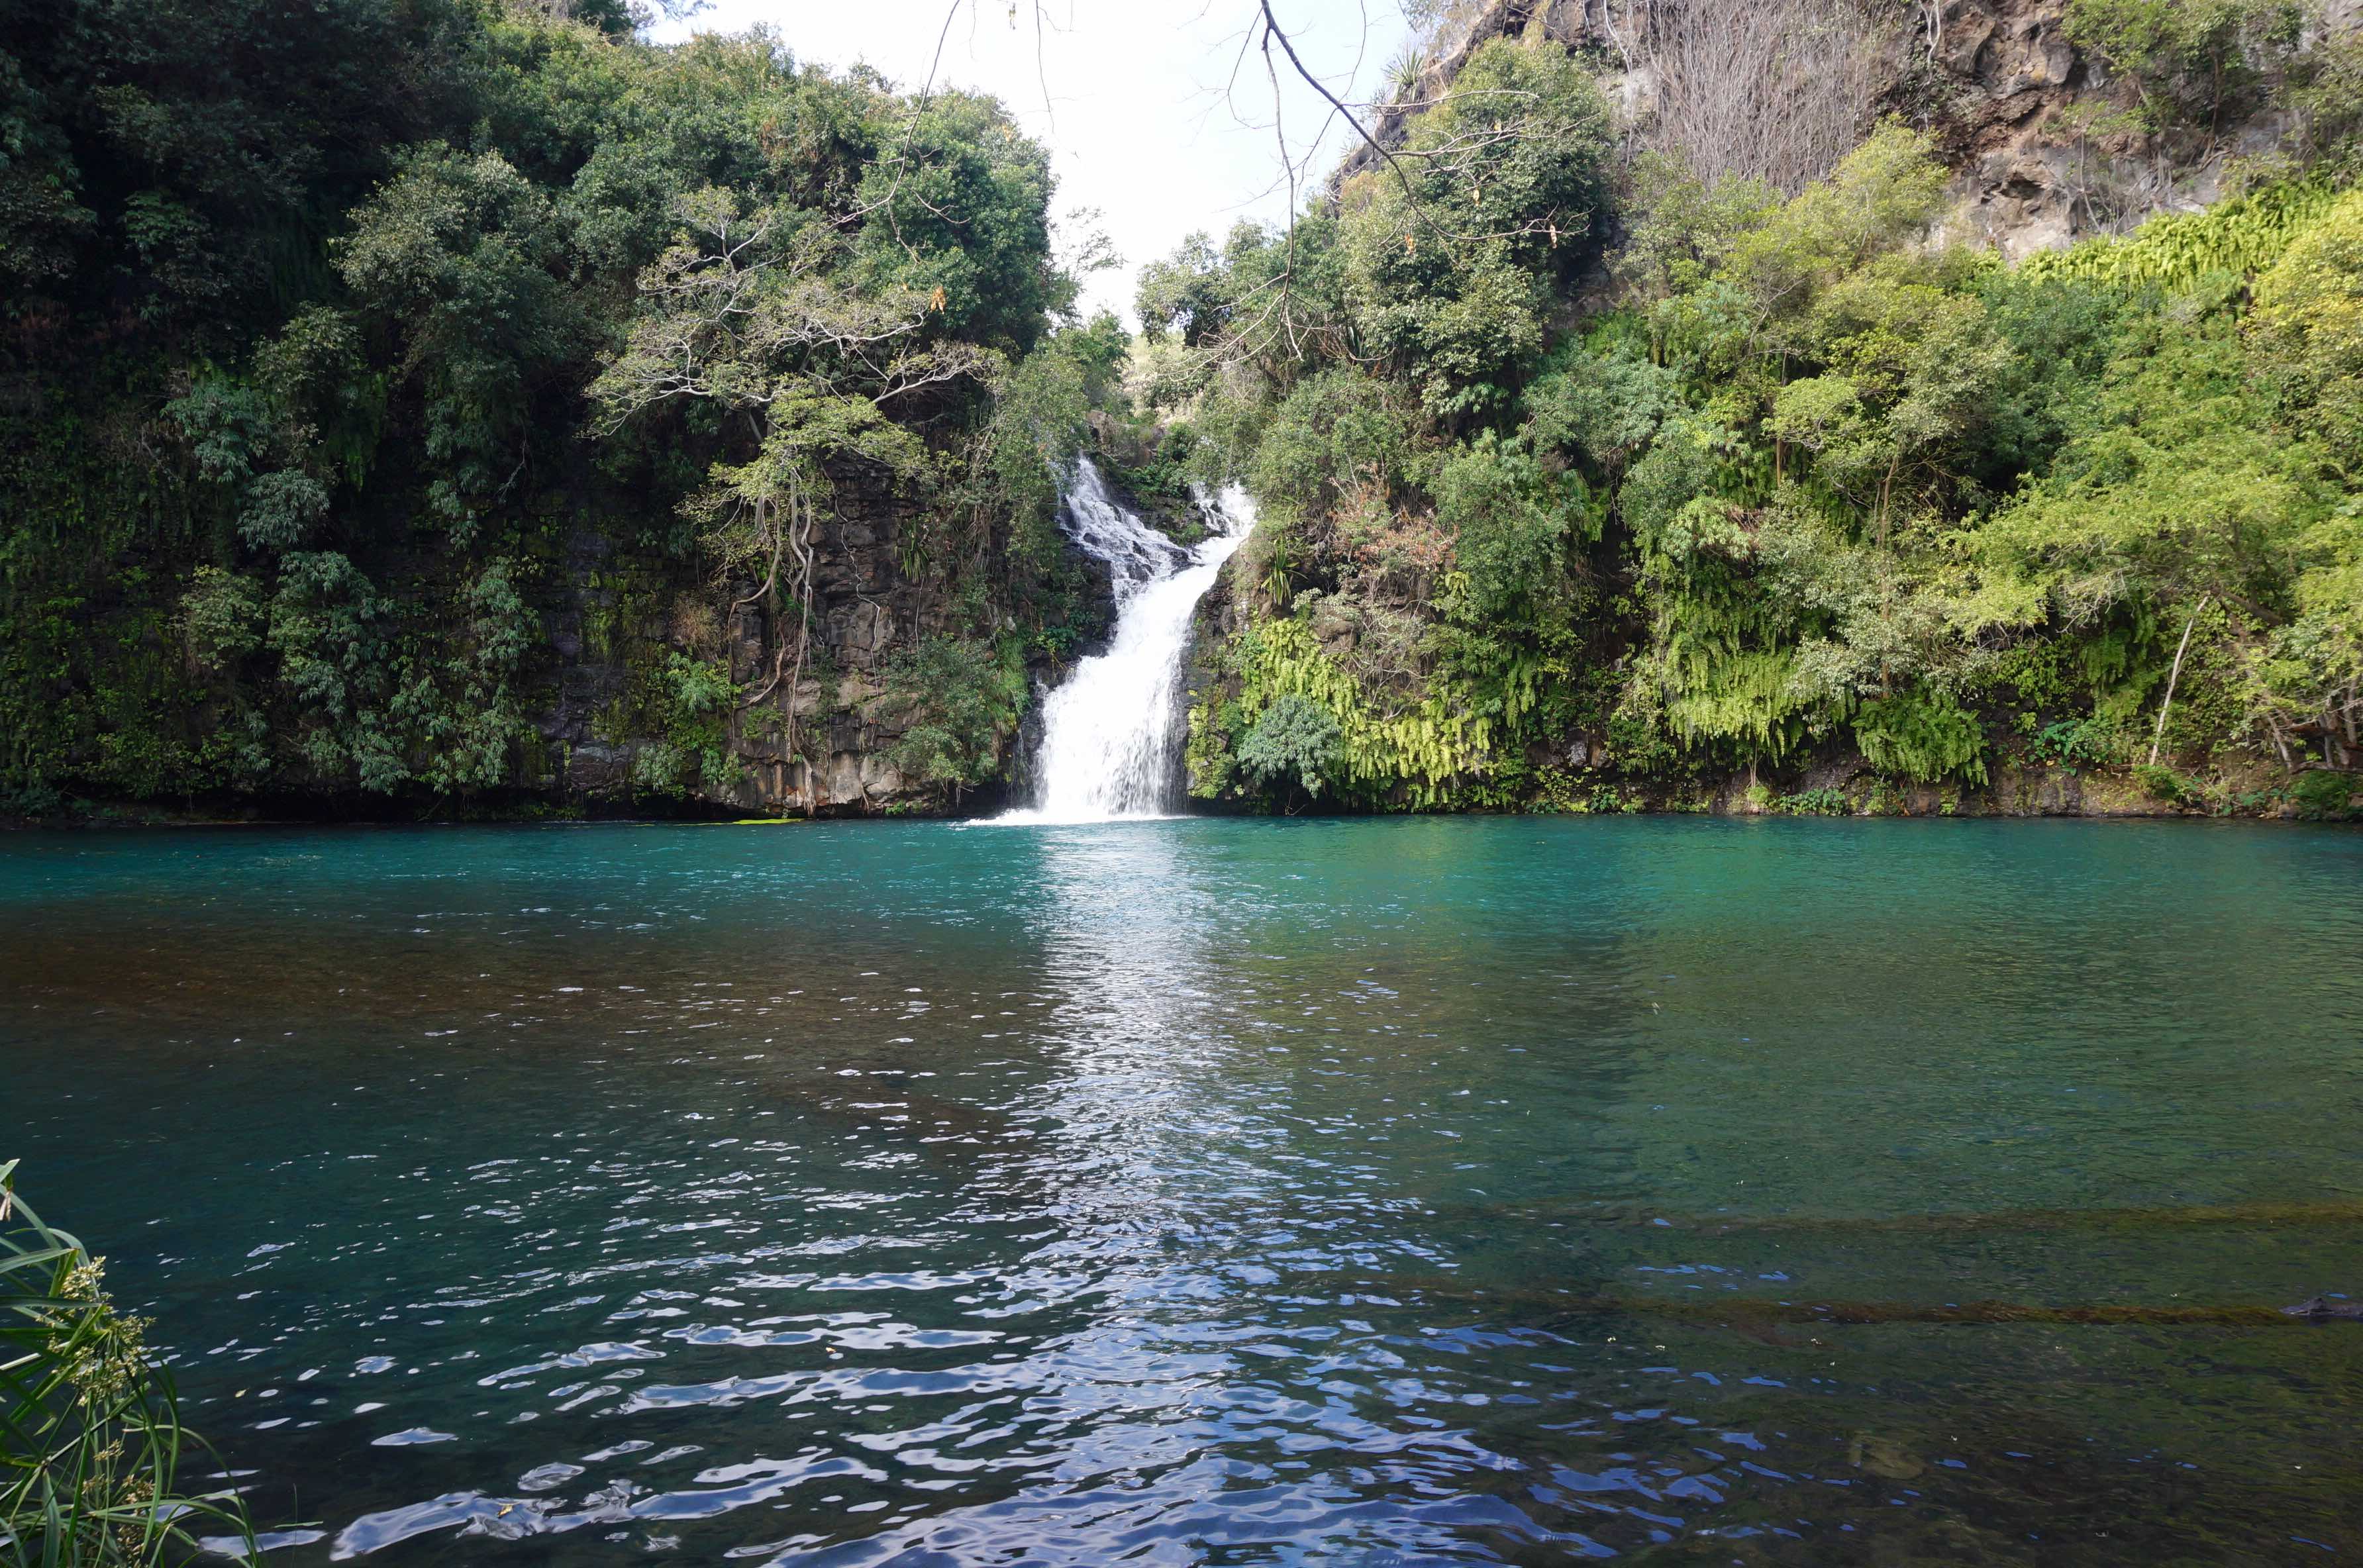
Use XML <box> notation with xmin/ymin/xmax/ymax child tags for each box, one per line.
<box><xmin>1338</xmin><ymin>0</ymin><xmax>2360</xmax><ymax>259</ymax></box>
<box><xmin>536</xmin><ymin>473</ymin><xmax>1110</xmax><ymax>820</ymax></box>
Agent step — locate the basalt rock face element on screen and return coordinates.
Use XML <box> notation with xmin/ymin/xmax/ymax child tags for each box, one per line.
<box><xmin>1909</xmin><ymin>0</ymin><xmax>2097</xmax><ymax>258</ymax></box>
<box><xmin>1338</xmin><ymin>0</ymin><xmax>2358</xmax><ymax>260</ymax></box>
<box><xmin>1898</xmin><ymin>0</ymin><xmax>2322</xmax><ymax>259</ymax></box>
<box><xmin>520</xmin><ymin>469</ymin><xmax>1113</xmax><ymax>822</ymax></box>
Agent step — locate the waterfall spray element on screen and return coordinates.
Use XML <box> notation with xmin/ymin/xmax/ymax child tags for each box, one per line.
<box><xmin>997</xmin><ymin>460</ymin><xmax>1255</xmax><ymax>823</ymax></box>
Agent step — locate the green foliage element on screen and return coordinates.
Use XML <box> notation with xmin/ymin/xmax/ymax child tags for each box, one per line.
<box><xmin>1136</xmin><ymin>230</ymin><xmax>1239</xmax><ymax>348</ymax></box>
<box><xmin>2017</xmin><ymin>178</ymin><xmax>2339</xmax><ymax>293</ymax></box>
<box><xmin>0</xmin><ymin>1</ymin><xmax>1078</xmax><ymax>814</ymax></box>
<box><xmin>882</xmin><ymin>636</ymin><xmax>1026</xmax><ymax>799</ymax></box>
<box><xmin>2</xmin><ymin>1161</ymin><xmax>252</xmax><ymax>1566</ymax></box>
<box><xmin>2251</xmin><ymin>188</ymin><xmax>2363</xmax><ymax>465</ymax></box>
<box><xmin>1234</xmin><ymin>693</ymin><xmax>1344</xmax><ymax>800</ymax></box>
<box><xmin>1854</xmin><ymin>691</ymin><xmax>1989</xmax><ymax>784</ymax></box>
<box><xmin>1332</xmin><ymin>38</ymin><xmax>1615</xmax><ymax>422</ymax></box>
<box><xmin>623</xmin><ymin>652</ymin><xmax>740</xmax><ymax>799</ymax></box>
<box><xmin>1249</xmin><ymin>368</ymin><xmax>1416</xmax><ymax>525</ymax></box>
<box><xmin>1722</xmin><ymin>125</ymin><xmax>1953</xmax><ymax>332</ymax></box>
<box><xmin>1523</xmin><ymin>330</ymin><xmax>1682</xmax><ymax>478</ymax></box>
<box><xmin>1430</xmin><ymin>434</ymin><xmax>1582</xmax><ymax>622</ymax></box>
<box><xmin>1974</xmin><ymin>316</ymin><xmax>2327</xmax><ymax>630</ymax></box>
<box><xmin>2063</xmin><ymin>0</ymin><xmax>2304</xmax><ymax>134</ymax></box>
<box><xmin>2291</xmin><ymin>767</ymin><xmax>2358</xmax><ymax>818</ymax></box>
<box><xmin>2032</xmin><ymin>716</ymin><xmax>2126</xmax><ymax>770</ymax></box>
<box><xmin>337</xmin><ymin>143</ymin><xmax>581</xmax><ymax>537</ymax></box>
<box><xmin>2133</xmin><ymin>761</ymin><xmax>2199</xmax><ymax>802</ymax></box>
<box><xmin>1221</xmin><ymin>616</ymin><xmax>1491</xmax><ymax>807</ymax></box>
<box><xmin>179</xmin><ymin>568</ymin><xmax>266</xmax><ymax>671</ymax></box>
<box><xmin>1158</xmin><ymin>82</ymin><xmax>2361</xmax><ymax>816</ymax></box>
<box><xmin>850</xmin><ymin>89</ymin><xmax>1059</xmax><ymax>355</ymax></box>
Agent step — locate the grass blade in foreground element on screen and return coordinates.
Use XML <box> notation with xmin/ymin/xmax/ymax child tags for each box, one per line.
<box><xmin>1</xmin><ymin>1161</ymin><xmax>252</xmax><ymax>1567</ymax></box>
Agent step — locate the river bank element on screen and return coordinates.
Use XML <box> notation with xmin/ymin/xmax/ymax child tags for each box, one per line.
<box><xmin>10</xmin><ymin>758</ymin><xmax>2354</xmax><ymax>829</ymax></box>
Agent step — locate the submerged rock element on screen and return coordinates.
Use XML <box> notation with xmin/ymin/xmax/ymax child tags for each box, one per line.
<box><xmin>2281</xmin><ymin>1295</ymin><xmax>2363</xmax><ymax>1321</ymax></box>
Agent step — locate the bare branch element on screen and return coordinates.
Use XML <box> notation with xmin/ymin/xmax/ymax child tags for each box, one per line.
<box><xmin>1256</xmin><ymin>0</ymin><xmax>1438</xmax><ymax>231</ymax></box>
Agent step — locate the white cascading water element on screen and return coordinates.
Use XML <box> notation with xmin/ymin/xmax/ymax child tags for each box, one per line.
<box><xmin>997</xmin><ymin>459</ymin><xmax>1256</xmax><ymax>823</ymax></box>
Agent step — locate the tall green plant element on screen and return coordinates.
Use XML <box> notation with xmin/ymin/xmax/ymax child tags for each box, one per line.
<box><xmin>1</xmin><ymin>1162</ymin><xmax>250</xmax><ymax>1567</ymax></box>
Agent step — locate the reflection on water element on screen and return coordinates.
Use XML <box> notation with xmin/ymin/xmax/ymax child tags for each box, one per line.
<box><xmin>3</xmin><ymin>817</ymin><xmax>2361</xmax><ymax>1564</ymax></box>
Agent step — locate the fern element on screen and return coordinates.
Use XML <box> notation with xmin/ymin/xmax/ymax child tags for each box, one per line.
<box><xmin>2017</xmin><ymin>179</ymin><xmax>2342</xmax><ymax>294</ymax></box>
<box><xmin>1233</xmin><ymin>618</ymin><xmax>1491</xmax><ymax>806</ymax></box>
<box><xmin>1853</xmin><ymin>691</ymin><xmax>1988</xmax><ymax>784</ymax></box>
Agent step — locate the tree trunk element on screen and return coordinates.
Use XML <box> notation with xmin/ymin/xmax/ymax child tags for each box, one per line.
<box><xmin>2148</xmin><ymin>600</ymin><xmax>2205</xmax><ymax>767</ymax></box>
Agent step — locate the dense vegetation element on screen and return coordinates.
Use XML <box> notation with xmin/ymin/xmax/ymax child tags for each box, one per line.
<box><xmin>3</xmin><ymin>0</ymin><xmax>2358</xmax><ymax>820</ymax></box>
<box><xmin>0</xmin><ymin>0</ymin><xmax>1117</xmax><ymax>816</ymax></box>
<box><xmin>1139</xmin><ymin>24</ymin><xmax>2363</xmax><ymax>817</ymax></box>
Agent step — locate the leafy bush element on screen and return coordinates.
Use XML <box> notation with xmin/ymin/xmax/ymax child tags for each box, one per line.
<box><xmin>884</xmin><ymin>636</ymin><xmax>1026</xmax><ymax>801</ymax></box>
<box><xmin>2133</xmin><ymin>761</ymin><xmax>2197</xmax><ymax>803</ymax></box>
<box><xmin>2292</xmin><ymin>767</ymin><xmax>2358</xmax><ymax>818</ymax></box>
<box><xmin>2062</xmin><ymin>0</ymin><xmax>2303</xmax><ymax>134</ymax></box>
<box><xmin>235</xmin><ymin>470</ymin><xmax>330</xmax><ymax>553</ymax></box>
<box><xmin>1236</xmin><ymin>694</ymin><xmax>1344</xmax><ymax>800</ymax></box>
<box><xmin>179</xmin><ymin>569</ymin><xmax>266</xmax><ymax>673</ymax></box>
<box><xmin>1248</xmin><ymin>369</ymin><xmax>1414</xmax><ymax>525</ymax></box>
<box><xmin>1431</xmin><ymin>436</ymin><xmax>1579</xmax><ymax>622</ymax></box>
<box><xmin>2031</xmin><ymin>716</ymin><xmax>2125</xmax><ymax>770</ymax></box>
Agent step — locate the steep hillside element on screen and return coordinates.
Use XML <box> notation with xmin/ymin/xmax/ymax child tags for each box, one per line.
<box><xmin>0</xmin><ymin>0</ymin><xmax>1132</xmax><ymax>822</ymax></box>
<box><xmin>1148</xmin><ymin>1</ymin><xmax>2363</xmax><ymax>819</ymax></box>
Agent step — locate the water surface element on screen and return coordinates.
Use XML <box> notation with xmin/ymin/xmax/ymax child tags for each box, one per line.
<box><xmin>5</xmin><ymin>817</ymin><xmax>2360</xmax><ymax>1563</ymax></box>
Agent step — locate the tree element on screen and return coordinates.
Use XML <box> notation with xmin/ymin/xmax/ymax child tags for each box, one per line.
<box><xmin>338</xmin><ymin>145</ymin><xmax>582</xmax><ymax>538</ymax></box>
<box><xmin>591</xmin><ymin>186</ymin><xmax>997</xmax><ymax>770</ymax></box>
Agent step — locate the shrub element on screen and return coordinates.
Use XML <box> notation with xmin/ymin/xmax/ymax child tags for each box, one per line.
<box><xmin>2292</xmin><ymin>768</ymin><xmax>2358</xmax><ymax>819</ymax></box>
<box><xmin>235</xmin><ymin>470</ymin><xmax>329</xmax><ymax>552</ymax></box>
<box><xmin>2031</xmin><ymin>716</ymin><xmax>2124</xmax><ymax>771</ymax></box>
<box><xmin>1236</xmin><ymin>693</ymin><xmax>1344</xmax><ymax>801</ymax></box>
<box><xmin>883</xmin><ymin>636</ymin><xmax>1026</xmax><ymax>800</ymax></box>
<box><xmin>2133</xmin><ymin>761</ymin><xmax>2197</xmax><ymax>804</ymax></box>
<box><xmin>2</xmin><ymin>1161</ymin><xmax>251</xmax><ymax>1565</ymax></box>
<box><xmin>179</xmin><ymin>569</ymin><xmax>266</xmax><ymax>673</ymax></box>
<box><xmin>1431</xmin><ymin>436</ymin><xmax>1580</xmax><ymax>623</ymax></box>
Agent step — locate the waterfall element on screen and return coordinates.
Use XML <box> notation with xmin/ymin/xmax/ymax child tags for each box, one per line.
<box><xmin>997</xmin><ymin>459</ymin><xmax>1255</xmax><ymax>823</ymax></box>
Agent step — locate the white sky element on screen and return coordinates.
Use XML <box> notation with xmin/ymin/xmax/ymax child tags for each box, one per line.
<box><xmin>648</xmin><ymin>1</ymin><xmax>1417</xmax><ymax>324</ymax></box>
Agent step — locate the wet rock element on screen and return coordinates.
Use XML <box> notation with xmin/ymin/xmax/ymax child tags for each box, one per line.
<box><xmin>1849</xmin><ymin>1432</ymin><xmax>1927</xmax><ymax>1479</ymax></box>
<box><xmin>2282</xmin><ymin>1295</ymin><xmax>2363</xmax><ymax>1321</ymax></box>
